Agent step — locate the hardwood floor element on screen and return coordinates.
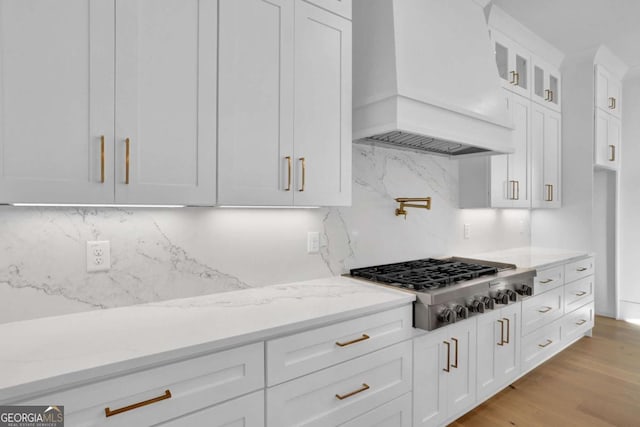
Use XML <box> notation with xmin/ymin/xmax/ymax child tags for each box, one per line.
<box><xmin>451</xmin><ymin>316</ymin><xmax>640</xmax><ymax>427</ymax></box>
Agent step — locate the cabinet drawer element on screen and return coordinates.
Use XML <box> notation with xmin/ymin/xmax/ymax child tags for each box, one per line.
<box><xmin>521</xmin><ymin>321</ymin><xmax>562</xmax><ymax>372</ymax></box>
<box><xmin>522</xmin><ymin>287</ymin><xmax>564</xmax><ymax>336</ymax></box>
<box><xmin>156</xmin><ymin>390</ymin><xmax>264</xmax><ymax>427</ymax></box>
<box><xmin>266</xmin><ymin>305</ymin><xmax>413</xmax><ymax>386</ymax></box>
<box><xmin>339</xmin><ymin>392</ymin><xmax>412</xmax><ymax>427</ymax></box>
<box><xmin>534</xmin><ymin>265</ymin><xmax>564</xmax><ymax>294</ymax></box>
<box><xmin>563</xmin><ymin>302</ymin><xmax>594</xmax><ymax>342</ymax></box>
<box><xmin>22</xmin><ymin>342</ymin><xmax>264</xmax><ymax>427</ymax></box>
<box><xmin>564</xmin><ymin>256</ymin><xmax>594</xmax><ymax>283</ymax></box>
<box><xmin>564</xmin><ymin>275</ymin><xmax>594</xmax><ymax>313</ymax></box>
<box><xmin>303</xmin><ymin>0</ymin><xmax>351</xmax><ymax>19</ymax></box>
<box><xmin>267</xmin><ymin>340</ymin><xmax>412</xmax><ymax>427</ymax></box>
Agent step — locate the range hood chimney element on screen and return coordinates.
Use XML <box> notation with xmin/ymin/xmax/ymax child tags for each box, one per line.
<box><xmin>353</xmin><ymin>0</ymin><xmax>513</xmax><ymax>157</ymax></box>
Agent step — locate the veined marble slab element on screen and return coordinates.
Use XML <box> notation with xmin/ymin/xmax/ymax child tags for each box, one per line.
<box><xmin>471</xmin><ymin>247</ymin><xmax>590</xmax><ymax>270</ymax></box>
<box><xmin>0</xmin><ymin>276</ymin><xmax>414</xmax><ymax>402</ymax></box>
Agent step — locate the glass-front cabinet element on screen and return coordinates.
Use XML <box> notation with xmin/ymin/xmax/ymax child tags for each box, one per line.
<box><xmin>532</xmin><ymin>58</ymin><xmax>561</xmax><ymax>112</ymax></box>
<box><xmin>491</xmin><ymin>29</ymin><xmax>530</xmax><ymax>98</ymax></box>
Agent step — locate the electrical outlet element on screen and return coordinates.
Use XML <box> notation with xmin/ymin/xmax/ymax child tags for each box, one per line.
<box><xmin>87</xmin><ymin>240</ymin><xmax>111</xmax><ymax>272</ymax></box>
<box><xmin>307</xmin><ymin>232</ymin><xmax>320</xmax><ymax>254</ymax></box>
<box><xmin>464</xmin><ymin>224</ymin><xmax>471</xmax><ymax>240</ymax></box>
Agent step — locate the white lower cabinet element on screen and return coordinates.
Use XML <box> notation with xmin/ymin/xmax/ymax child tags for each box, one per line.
<box><xmin>267</xmin><ymin>340</ymin><xmax>412</xmax><ymax>427</ymax></box>
<box><xmin>563</xmin><ymin>301</ymin><xmax>595</xmax><ymax>342</ymax></box>
<box><xmin>339</xmin><ymin>392</ymin><xmax>412</xmax><ymax>427</ymax></box>
<box><xmin>476</xmin><ymin>303</ymin><xmax>521</xmax><ymax>401</ymax></box>
<box><xmin>413</xmin><ymin>320</ymin><xmax>476</xmax><ymax>427</ymax></box>
<box><xmin>521</xmin><ymin>286</ymin><xmax>564</xmax><ymax>336</ymax></box>
<box><xmin>521</xmin><ymin>319</ymin><xmax>562</xmax><ymax>372</ymax></box>
<box><xmin>155</xmin><ymin>390</ymin><xmax>264</xmax><ymax>427</ymax></box>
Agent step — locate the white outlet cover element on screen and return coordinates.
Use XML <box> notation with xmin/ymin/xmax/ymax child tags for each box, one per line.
<box><xmin>87</xmin><ymin>240</ymin><xmax>111</xmax><ymax>272</ymax></box>
<box><xmin>307</xmin><ymin>232</ymin><xmax>320</xmax><ymax>254</ymax></box>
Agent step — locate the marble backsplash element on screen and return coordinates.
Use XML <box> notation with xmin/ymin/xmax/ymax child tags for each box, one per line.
<box><xmin>0</xmin><ymin>144</ymin><xmax>530</xmax><ymax>323</ymax></box>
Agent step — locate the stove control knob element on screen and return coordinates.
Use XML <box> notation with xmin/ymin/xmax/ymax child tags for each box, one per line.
<box><xmin>480</xmin><ymin>296</ymin><xmax>495</xmax><ymax>310</ymax></box>
<box><xmin>495</xmin><ymin>291</ymin><xmax>510</xmax><ymax>305</ymax></box>
<box><xmin>505</xmin><ymin>289</ymin><xmax>518</xmax><ymax>302</ymax></box>
<box><xmin>518</xmin><ymin>284</ymin><xmax>533</xmax><ymax>296</ymax></box>
<box><xmin>438</xmin><ymin>307</ymin><xmax>455</xmax><ymax>324</ymax></box>
<box><xmin>468</xmin><ymin>299</ymin><xmax>485</xmax><ymax>313</ymax></box>
<box><xmin>453</xmin><ymin>305</ymin><xmax>469</xmax><ymax>320</ymax></box>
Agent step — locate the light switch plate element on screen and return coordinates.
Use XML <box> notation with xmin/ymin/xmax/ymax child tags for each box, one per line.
<box><xmin>464</xmin><ymin>224</ymin><xmax>471</xmax><ymax>239</ymax></box>
<box><xmin>307</xmin><ymin>232</ymin><xmax>320</xmax><ymax>254</ymax></box>
<box><xmin>87</xmin><ymin>240</ymin><xmax>111</xmax><ymax>272</ymax></box>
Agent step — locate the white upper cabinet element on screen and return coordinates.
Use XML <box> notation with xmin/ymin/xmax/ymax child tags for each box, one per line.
<box><xmin>293</xmin><ymin>0</ymin><xmax>351</xmax><ymax>206</ymax></box>
<box><xmin>491</xmin><ymin>29</ymin><xmax>531</xmax><ymax>98</ymax></box>
<box><xmin>0</xmin><ymin>0</ymin><xmax>217</xmax><ymax>206</ymax></box>
<box><xmin>532</xmin><ymin>58</ymin><xmax>561</xmax><ymax>112</ymax></box>
<box><xmin>217</xmin><ymin>0</ymin><xmax>295</xmax><ymax>206</ymax></box>
<box><xmin>218</xmin><ymin>0</ymin><xmax>351</xmax><ymax>207</ymax></box>
<box><xmin>531</xmin><ymin>103</ymin><xmax>561</xmax><ymax>208</ymax></box>
<box><xmin>0</xmin><ymin>0</ymin><xmax>115</xmax><ymax>204</ymax></box>
<box><xmin>115</xmin><ymin>0</ymin><xmax>217</xmax><ymax>205</ymax></box>
<box><xmin>595</xmin><ymin>109</ymin><xmax>621</xmax><ymax>170</ymax></box>
<box><xmin>595</xmin><ymin>65</ymin><xmax>622</xmax><ymax>118</ymax></box>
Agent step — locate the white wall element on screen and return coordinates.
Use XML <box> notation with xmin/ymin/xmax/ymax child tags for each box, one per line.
<box><xmin>619</xmin><ymin>69</ymin><xmax>640</xmax><ymax>318</ymax></box>
<box><xmin>0</xmin><ymin>144</ymin><xmax>530</xmax><ymax>324</ymax></box>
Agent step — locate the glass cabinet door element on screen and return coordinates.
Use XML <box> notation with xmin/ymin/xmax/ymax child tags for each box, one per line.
<box><xmin>515</xmin><ymin>54</ymin><xmax>528</xmax><ymax>91</ymax></box>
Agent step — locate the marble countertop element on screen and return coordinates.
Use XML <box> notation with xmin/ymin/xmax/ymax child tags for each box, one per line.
<box><xmin>0</xmin><ymin>277</ymin><xmax>414</xmax><ymax>402</ymax></box>
<box><xmin>470</xmin><ymin>247</ymin><xmax>591</xmax><ymax>270</ymax></box>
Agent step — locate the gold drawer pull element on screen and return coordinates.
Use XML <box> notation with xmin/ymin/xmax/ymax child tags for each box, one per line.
<box><xmin>576</xmin><ymin>319</ymin><xmax>587</xmax><ymax>326</ymax></box>
<box><xmin>299</xmin><ymin>157</ymin><xmax>306</xmax><ymax>192</ymax></box>
<box><xmin>576</xmin><ymin>267</ymin><xmax>588</xmax><ymax>272</ymax></box>
<box><xmin>443</xmin><ymin>340</ymin><xmax>451</xmax><ymax>372</ymax></box>
<box><xmin>125</xmin><ymin>137</ymin><xmax>131</xmax><ymax>185</ymax></box>
<box><xmin>538</xmin><ymin>306</ymin><xmax>552</xmax><ymax>313</ymax></box>
<box><xmin>105</xmin><ymin>389</ymin><xmax>171</xmax><ymax>418</ymax></box>
<box><xmin>539</xmin><ymin>278</ymin><xmax>553</xmax><ymax>284</ymax></box>
<box><xmin>538</xmin><ymin>339</ymin><xmax>553</xmax><ymax>348</ymax></box>
<box><xmin>336</xmin><ymin>334</ymin><xmax>370</xmax><ymax>347</ymax></box>
<box><xmin>285</xmin><ymin>156</ymin><xmax>292</xmax><ymax>191</ymax></box>
<box><xmin>609</xmin><ymin>145</ymin><xmax>616</xmax><ymax>162</ymax></box>
<box><xmin>335</xmin><ymin>383</ymin><xmax>369</xmax><ymax>400</ymax></box>
<box><xmin>575</xmin><ymin>291</ymin><xmax>587</xmax><ymax>297</ymax></box>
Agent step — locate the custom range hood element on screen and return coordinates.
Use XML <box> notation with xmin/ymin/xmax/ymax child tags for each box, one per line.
<box><xmin>353</xmin><ymin>0</ymin><xmax>513</xmax><ymax>157</ymax></box>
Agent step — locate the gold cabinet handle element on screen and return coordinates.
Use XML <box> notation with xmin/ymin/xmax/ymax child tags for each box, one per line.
<box><xmin>538</xmin><ymin>306</ymin><xmax>552</xmax><ymax>313</ymax></box>
<box><xmin>497</xmin><ymin>319</ymin><xmax>505</xmax><ymax>346</ymax></box>
<box><xmin>539</xmin><ymin>278</ymin><xmax>553</xmax><ymax>284</ymax></box>
<box><xmin>549</xmin><ymin>90</ymin><xmax>554</xmax><ymax>102</ymax></box>
<box><xmin>576</xmin><ymin>267</ymin><xmax>588</xmax><ymax>272</ymax></box>
<box><xmin>575</xmin><ymin>291</ymin><xmax>587</xmax><ymax>297</ymax></box>
<box><xmin>336</xmin><ymin>334</ymin><xmax>370</xmax><ymax>347</ymax></box>
<box><xmin>125</xmin><ymin>137</ymin><xmax>131</xmax><ymax>185</ymax></box>
<box><xmin>509</xmin><ymin>180</ymin><xmax>518</xmax><ymax>200</ymax></box>
<box><xmin>335</xmin><ymin>383</ymin><xmax>369</xmax><ymax>400</ymax></box>
<box><xmin>609</xmin><ymin>145</ymin><xmax>616</xmax><ymax>162</ymax></box>
<box><xmin>105</xmin><ymin>389</ymin><xmax>171</xmax><ymax>417</ymax></box>
<box><xmin>538</xmin><ymin>339</ymin><xmax>553</xmax><ymax>348</ymax></box>
<box><xmin>503</xmin><ymin>317</ymin><xmax>510</xmax><ymax>344</ymax></box>
<box><xmin>513</xmin><ymin>180</ymin><xmax>520</xmax><ymax>200</ymax></box>
<box><xmin>514</xmin><ymin>72</ymin><xmax>520</xmax><ymax>86</ymax></box>
<box><xmin>100</xmin><ymin>135</ymin><xmax>105</xmax><ymax>184</ymax></box>
<box><xmin>285</xmin><ymin>156</ymin><xmax>292</xmax><ymax>191</ymax></box>
<box><xmin>609</xmin><ymin>97</ymin><xmax>616</xmax><ymax>109</ymax></box>
<box><xmin>451</xmin><ymin>337</ymin><xmax>459</xmax><ymax>369</ymax></box>
<box><xmin>545</xmin><ymin>184</ymin><xmax>554</xmax><ymax>202</ymax></box>
<box><xmin>299</xmin><ymin>157</ymin><xmax>306</xmax><ymax>192</ymax></box>
<box><xmin>443</xmin><ymin>340</ymin><xmax>451</xmax><ymax>372</ymax></box>
<box><xmin>544</xmin><ymin>89</ymin><xmax>551</xmax><ymax>101</ymax></box>
<box><xmin>576</xmin><ymin>319</ymin><xmax>587</xmax><ymax>326</ymax></box>
<box><xmin>509</xmin><ymin>70</ymin><xmax>517</xmax><ymax>85</ymax></box>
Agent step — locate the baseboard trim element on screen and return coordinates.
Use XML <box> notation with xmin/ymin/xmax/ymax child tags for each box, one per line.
<box><xmin>619</xmin><ymin>300</ymin><xmax>640</xmax><ymax>320</ymax></box>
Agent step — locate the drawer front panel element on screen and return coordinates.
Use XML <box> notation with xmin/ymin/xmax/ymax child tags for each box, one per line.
<box><xmin>564</xmin><ymin>256</ymin><xmax>595</xmax><ymax>284</ymax></box>
<box><xmin>339</xmin><ymin>392</ymin><xmax>412</xmax><ymax>427</ymax></box>
<box><xmin>521</xmin><ymin>321</ymin><xmax>562</xmax><ymax>372</ymax></box>
<box><xmin>534</xmin><ymin>265</ymin><xmax>564</xmax><ymax>294</ymax></box>
<box><xmin>267</xmin><ymin>340</ymin><xmax>412</xmax><ymax>427</ymax></box>
<box><xmin>522</xmin><ymin>287</ymin><xmax>564</xmax><ymax>336</ymax></box>
<box><xmin>563</xmin><ymin>302</ymin><xmax>594</xmax><ymax>342</ymax></box>
<box><xmin>155</xmin><ymin>390</ymin><xmax>264</xmax><ymax>427</ymax></box>
<box><xmin>22</xmin><ymin>342</ymin><xmax>264</xmax><ymax>427</ymax></box>
<box><xmin>303</xmin><ymin>0</ymin><xmax>352</xmax><ymax>19</ymax></box>
<box><xmin>564</xmin><ymin>275</ymin><xmax>594</xmax><ymax>313</ymax></box>
<box><xmin>267</xmin><ymin>305</ymin><xmax>413</xmax><ymax>386</ymax></box>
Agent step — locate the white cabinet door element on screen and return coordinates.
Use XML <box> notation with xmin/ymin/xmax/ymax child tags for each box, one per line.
<box><xmin>491</xmin><ymin>29</ymin><xmax>531</xmax><ymax>98</ymax></box>
<box><xmin>491</xmin><ymin>91</ymin><xmax>530</xmax><ymax>208</ymax></box>
<box><xmin>115</xmin><ymin>0</ymin><xmax>217</xmax><ymax>205</ymax></box>
<box><xmin>0</xmin><ymin>0</ymin><xmax>115</xmax><ymax>204</ymax></box>
<box><xmin>293</xmin><ymin>0</ymin><xmax>351</xmax><ymax>206</ymax></box>
<box><xmin>595</xmin><ymin>65</ymin><xmax>621</xmax><ymax>118</ymax></box>
<box><xmin>217</xmin><ymin>0</ymin><xmax>295</xmax><ymax>206</ymax></box>
<box><xmin>531</xmin><ymin>104</ymin><xmax>561</xmax><ymax>208</ymax></box>
<box><xmin>494</xmin><ymin>303</ymin><xmax>521</xmax><ymax>389</ymax></box>
<box><xmin>594</xmin><ymin>109</ymin><xmax>620</xmax><ymax>170</ymax></box>
<box><xmin>413</xmin><ymin>330</ymin><xmax>448</xmax><ymax>427</ymax></box>
<box><xmin>445</xmin><ymin>320</ymin><xmax>477</xmax><ymax>417</ymax></box>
